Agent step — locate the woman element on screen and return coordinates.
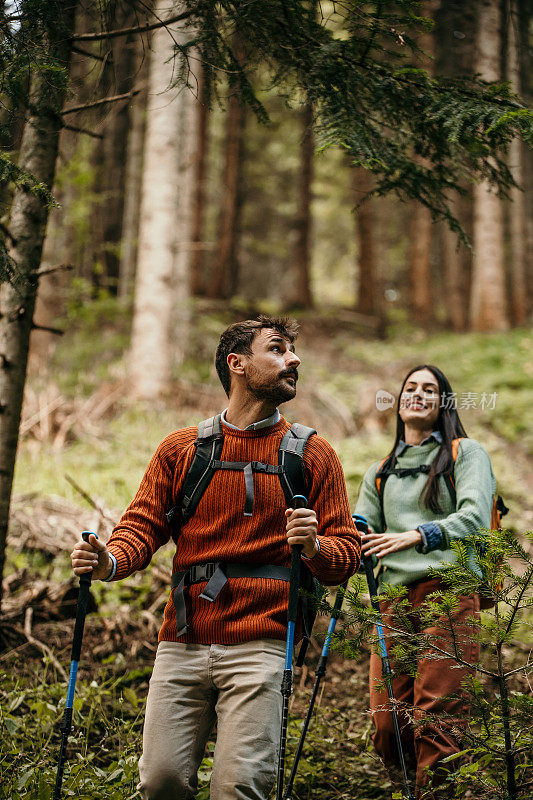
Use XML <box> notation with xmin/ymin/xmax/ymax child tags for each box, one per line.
<box><xmin>355</xmin><ymin>365</ymin><xmax>496</xmax><ymax>799</ymax></box>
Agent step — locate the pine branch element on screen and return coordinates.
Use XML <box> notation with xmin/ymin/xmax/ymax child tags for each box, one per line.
<box><xmin>61</xmin><ymin>90</ymin><xmax>139</xmax><ymax>116</ymax></box>
<box><xmin>31</xmin><ymin>323</ymin><xmax>64</xmax><ymax>336</ymax></box>
<box><xmin>36</xmin><ymin>263</ymin><xmax>74</xmax><ymax>279</ymax></box>
<box><xmin>71</xmin><ymin>45</ymin><xmax>108</xmax><ymax>61</ymax></box>
<box><xmin>63</xmin><ymin>123</ymin><xmax>103</xmax><ymax>139</ymax></box>
<box><xmin>505</xmin><ymin>568</ymin><xmax>533</xmax><ymax>637</ymax></box>
<box><xmin>71</xmin><ymin>10</ymin><xmax>193</xmax><ymax>42</ymax></box>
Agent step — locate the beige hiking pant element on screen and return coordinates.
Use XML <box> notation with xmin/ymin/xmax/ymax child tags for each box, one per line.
<box><xmin>138</xmin><ymin>639</ymin><xmax>286</xmax><ymax>800</ymax></box>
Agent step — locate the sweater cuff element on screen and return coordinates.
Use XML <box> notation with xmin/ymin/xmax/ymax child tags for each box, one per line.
<box><xmin>301</xmin><ymin>538</ymin><xmax>320</xmax><ymax>560</ymax></box>
<box><xmin>103</xmin><ymin>553</ymin><xmax>117</xmax><ymax>581</ymax></box>
<box><xmin>416</xmin><ymin>522</ymin><xmax>444</xmax><ymax>553</ymax></box>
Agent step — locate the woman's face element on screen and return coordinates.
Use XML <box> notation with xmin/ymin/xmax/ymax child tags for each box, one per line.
<box><xmin>399</xmin><ymin>368</ymin><xmax>440</xmax><ymax>429</ymax></box>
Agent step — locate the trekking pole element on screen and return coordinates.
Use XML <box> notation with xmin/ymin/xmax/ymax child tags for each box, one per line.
<box><xmin>282</xmin><ymin>581</ymin><xmax>348</xmax><ymax>800</ymax></box>
<box><xmin>276</xmin><ymin>494</ymin><xmax>307</xmax><ymax>800</ymax></box>
<box><xmin>54</xmin><ymin>531</ymin><xmax>95</xmax><ymax>800</ymax></box>
<box><xmin>354</xmin><ymin>514</ymin><xmax>415</xmax><ymax>800</ymax></box>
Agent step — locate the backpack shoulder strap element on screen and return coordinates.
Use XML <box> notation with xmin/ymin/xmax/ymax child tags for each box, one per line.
<box><xmin>442</xmin><ymin>437</ymin><xmax>465</xmax><ymax>507</ymax></box>
<box><xmin>375</xmin><ymin>456</ymin><xmax>393</xmax><ymax>530</ymax></box>
<box><xmin>375</xmin><ymin>457</ymin><xmax>389</xmax><ymax>496</ymax></box>
<box><xmin>451</xmin><ymin>437</ymin><xmax>464</xmax><ymax>463</ymax></box>
<box><xmin>173</xmin><ymin>415</ymin><xmax>224</xmax><ymax>524</ymax></box>
<box><xmin>278</xmin><ymin>423</ymin><xmax>316</xmax><ymax>506</ymax></box>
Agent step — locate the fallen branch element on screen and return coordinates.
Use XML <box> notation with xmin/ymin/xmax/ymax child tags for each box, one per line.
<box><xmin>24</xmin><ymin>607</ymin><xmax>67</xmax><ymax>680</ymax></box>
<box><xmin>20</xmin><ymin>393</ymin><xmax>65</xmax><ymax>436</ymax></box>
<box><xmin>65</xmin><ymin>474</ymin><xmax>116</xmax><ymax>526</ymax></box>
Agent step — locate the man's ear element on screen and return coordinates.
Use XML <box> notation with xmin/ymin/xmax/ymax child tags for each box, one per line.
<box><xmin>227</xmin><ymin>352</ymin><xmax>246</xmax><ymax>377</ymax></box>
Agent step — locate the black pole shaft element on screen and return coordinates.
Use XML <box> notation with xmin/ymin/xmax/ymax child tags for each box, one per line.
<box><xmin>276</xmin><ymin>495</ymin><xmax>306</xmax><ymax>800</ymax></box>
<box><xmin>283</xmin><ymin>584</ymin><xmax>347</xmax><ymax>800</ymax></box>
<box><xmin>53</xmin><ymin>532</ymin><xmax>93</xmax><ymax>800</ymax></box>
<box><xmin>354</xmin><ymin>514</ymin><xmax>415</xmax><ymax>800</ymax></box>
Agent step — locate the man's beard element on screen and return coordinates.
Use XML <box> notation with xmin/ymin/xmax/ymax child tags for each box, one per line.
<box><xmin>244</xmin><ymin>367</ymin><xmax>298</xmax><ymax>405</ymax></box>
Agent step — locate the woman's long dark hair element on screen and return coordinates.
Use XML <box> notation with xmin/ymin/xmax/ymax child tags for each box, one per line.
<box><xmin>383</xmin><ymin>365</ymin><xmax>468</xmax><ymax>513</ymax></box>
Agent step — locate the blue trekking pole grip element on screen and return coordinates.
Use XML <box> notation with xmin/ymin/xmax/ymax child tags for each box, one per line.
<box><xmin>276</xmin><ymin>495</ymin><xmax>307</xmax><ymax>800</ymax></box>
<box><xmin>53</xmin><ymin>531</ymin><xmax>95</xmax><ymax>800</ymax></box>
<box><xmin>353</xmin><ymin>514</ymin><xmax>415</xmax><ymax>800</ymax></box>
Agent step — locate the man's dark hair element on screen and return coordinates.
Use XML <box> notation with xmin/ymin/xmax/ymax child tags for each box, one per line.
<box><xmin>215</xmin><ymin>315</ymin><xmax>299</xmax><ymax>397</ymax></box>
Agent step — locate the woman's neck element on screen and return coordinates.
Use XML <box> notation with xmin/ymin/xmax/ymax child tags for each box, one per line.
<box><xmin>403</xmin><ymin>425</ymin><xmax>435</xmax><ymax>446</ymax></box>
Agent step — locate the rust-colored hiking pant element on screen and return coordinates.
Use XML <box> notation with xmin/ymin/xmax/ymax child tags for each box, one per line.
<box><xmin>369</xmin><ymin>577</ymin><xmax>480</xmax><ymax>799</ymax></box>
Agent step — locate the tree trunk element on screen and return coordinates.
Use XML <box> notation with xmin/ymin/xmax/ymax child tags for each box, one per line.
<box><xmin>470</xmin><ymin>0</ymin><xmax>510</xmax><ymax>331</ymax></box>
<box><xmin>353</xmin><ymin>167</ymin><xmax>377</xmax><ymax>315</ymax></box>
<box><xmin>30</xmin><ymin>3</ymin><xmax>93</xmax><ymax>365</ymax></box>
<box><xmin>407</xmin><ymin>203</ymin><xmax>433</xmax><ymax>324</ymax></box>
<box><xmin>208</xmin><ymin>51</ymin><xmax>246</xmax><ymax>299</ymax></box>
<box><xmin>289</xmin><ymin>102</ymin><xmax>314</xmax><ymax>308</ymax></box>
<box><xmin>0</xmin><ymin>2</ymin><xmax>76</xmax><ymax>610</ymax></box>
<box><xmin>434</xmin><ymin>0</ymin><xmax>475</xmax><ymax>331</ymax></box>
<box><xmin>190</xmin><ymin>65</ymin><xmax>210</xmax><ymax>297</ymax></box>
<box><xmin>93</xmin><ymin>7</ymin><xmax>138</xmax><ymax>293</ymax></box>
<box><xmin>506</xmin><ymin>0</ymin><xmax>528</xmax><ymax>325</ymax></box>
<box><xmin>440</xmin><ymin>194</ymin><xmax>472</xmax><ymax>332</ymax></box>
<box><xmin>518</xmin><ymin>0</ymin><xmax>533</xmax><ymax>316</ymax></box>
<box><xmin>118</xmin><ymin>38</ymin><xmax>150</xmax><ymax>301</ymax></box>
<box><xmin>129</xmin><ymin>2</ymin><xmax>193</xmax><ymax>398</ymax></box>
<box><xmin>172</xmin><ymin>82</ymin><xmax>196</xmax><ymax>366</ymax></box>
<box><xmin>407</xmin><ymin>1</ymin><xmax>434</xmax><ymax>326</ymax></box>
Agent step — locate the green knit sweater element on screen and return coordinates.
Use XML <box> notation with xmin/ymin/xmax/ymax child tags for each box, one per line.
<box><xmin>354</xmin><ymin>437</ymin><xmax>496</xmax><ymax>591</ymax></box>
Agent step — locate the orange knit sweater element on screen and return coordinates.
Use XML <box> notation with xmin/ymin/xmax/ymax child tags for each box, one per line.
<box><xmin>107</xmin><ymin>417</ymin><xmax>360</xmax><ymax>644</ymax></box>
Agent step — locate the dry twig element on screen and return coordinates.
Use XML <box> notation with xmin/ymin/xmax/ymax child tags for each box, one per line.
<box><xmin>24</xmin><ymin>607</ymin><xmax>67</xmax><ymax>680</ymax></box>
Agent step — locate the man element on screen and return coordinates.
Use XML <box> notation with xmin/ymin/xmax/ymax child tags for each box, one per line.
<box><xmin>71</xmin><ymin>315</ymin><xmax>360</xmax><ymax>800</ymax></box>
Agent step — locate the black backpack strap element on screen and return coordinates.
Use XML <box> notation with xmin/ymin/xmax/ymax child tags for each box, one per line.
<box><xmin>376</xmin><ymin>455</ymin><xmax>395</xmax><ymax>531</ymax></box>
<box><xmin>443</xmin><ymin>472</ymin><xmax>457</xmax><ymax>508</ymax></box>
<box><xmin>171</xmin><ymin>562</ymin><xmax>292</xmax><ymax>637</ymax></box>
<box><xmin>278</xmin><ymin>423</ymin><xmax>316</xmax><ymax>505</ymax></box>
<box><xmin>166</xmin><ymin>415</ymin><xmax>224</xmax><ymax>526</ymax></box>
<box><xmin>278</xmin><ymin>423</ymin><xmax>317</xmax><ymax>663</ymax></box>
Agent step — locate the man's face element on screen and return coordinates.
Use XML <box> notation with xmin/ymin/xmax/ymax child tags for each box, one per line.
<box><xmin>237</xmin><ymin>328</ymin><xmax>301</xmax><ymax>405</ymax></box>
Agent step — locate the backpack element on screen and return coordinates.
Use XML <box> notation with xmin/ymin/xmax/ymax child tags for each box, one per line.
<box><xmin>166</xmin><ymin>414</ymin><xmax>317</xmax><ymax>523</ymax></box>
<box><xmin>166</xmin><ymin>414</ymin><xmax>322</xmax><ymax>658</ymax></box>
<box><xmin>374</xmin><ymin>437</ymin><xmax>508</xmax><ymax>609</ymax></box>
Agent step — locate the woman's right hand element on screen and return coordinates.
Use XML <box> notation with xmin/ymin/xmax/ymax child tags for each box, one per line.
<box><xmin>70</xmin><ymin>533</ymin><xmax>113</xmax><ymax>580</ymax></box>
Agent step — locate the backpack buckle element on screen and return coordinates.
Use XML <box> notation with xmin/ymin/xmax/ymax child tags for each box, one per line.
<box><xmin>188</xmin><ymin>562</ymin><xmax>220</xmax><ymax>584</ymax></box>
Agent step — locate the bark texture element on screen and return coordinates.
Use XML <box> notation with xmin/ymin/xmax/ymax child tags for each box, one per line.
<box><xmin>407</xmin><ymin>0</ymin><xmax>434</xmax><ymax>326</ymax></box>
<box><xmin>470</xmin><ymin>0</ymin><xmax>510</xmax><ymax>331</ymax></box>
<box><xmin>190</xmin><ymin>65</ymin><xmax>209</xmax><ymax>297</ymax></box>
<box><xmin>129</xmin><ymin>2</ymin><xmax>194</xmax><ymax>398</ymax></box>
<box><xmin>440</xmin><ymin>199</ymin><xmax>471</xmax><ymax>332</ymax></box>
<box><xmin>30</xmin><ymin>3</ymin><xmax>93</xmax><ymax>365</ymax></box>
<box><xmin>353</xmin><ymin>167</ymin><xmax>377</xmax><ymax>315</ymax></box>
<box><xmin>119</xmin><ymin>39</ymin><xmax>150</xmax><ymax>300</ymax></box>
<box><xmin>93</xmin><ymin>6</ymin><xmax>138</xmax><ymax>292</ymax></box>
<box><xmin>0</xmin><ymin>2</ymin><xmax>76</xmax><ymax>609</ymax></box>
<box><xmin>290</xmin><ymin>102</ymin><xmax>314</xmax><ymax>308</ymax></box>
<box><xmin>208</xmin><ymin>45</ymin><xmax>246</xmax><ymax>299</ymax></box>
<box><xmin>506</xmin><ymin>0</ymin><xmax>528</xmax><ymax>325</ymax></box>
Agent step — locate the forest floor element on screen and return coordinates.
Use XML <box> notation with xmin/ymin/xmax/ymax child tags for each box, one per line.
<box><xmin>1</xmin><ymin>300</ymin><xmax>532</xmax><ymax>799</ymax></box>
